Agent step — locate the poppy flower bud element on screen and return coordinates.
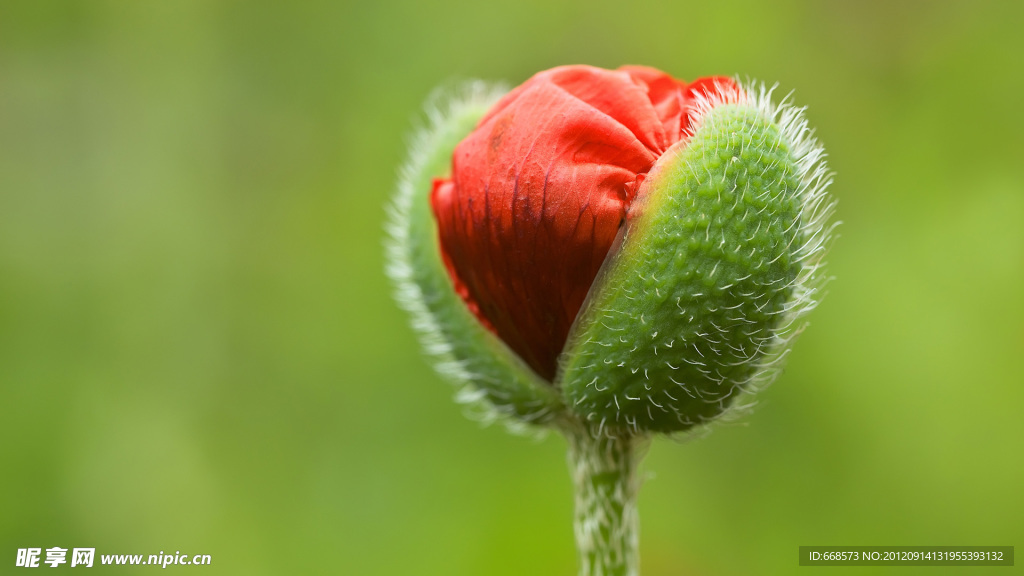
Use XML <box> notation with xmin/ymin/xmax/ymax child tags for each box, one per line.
<box><xmin>389</xmin><ymin>65</ymin><xmax>834</xmax><ymax>435</ymax></box>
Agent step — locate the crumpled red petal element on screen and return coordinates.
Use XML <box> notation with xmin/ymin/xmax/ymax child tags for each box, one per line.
<box><xmin>431</xmin><ymin>65</ymin><xmax>737</xmax><ymax>381</ymax></box>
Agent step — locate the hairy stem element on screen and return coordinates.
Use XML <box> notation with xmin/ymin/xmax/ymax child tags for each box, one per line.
<box><xmin>566</xmin><ymin>428</ymin><xmax>650</xmax><ymax>576</ymax></box>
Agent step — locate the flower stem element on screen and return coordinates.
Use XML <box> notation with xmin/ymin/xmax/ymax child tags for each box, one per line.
<box><xmin>566</xmin><ymin>427</ymin><xmax>649</xmax><ymax>576</ymax></box>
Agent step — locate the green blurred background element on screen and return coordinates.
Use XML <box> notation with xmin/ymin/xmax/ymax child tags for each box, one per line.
<box><xmin>2</xmin><ymin>1</ymin><xmax>1022</xmax><ymax>574</ymax></box>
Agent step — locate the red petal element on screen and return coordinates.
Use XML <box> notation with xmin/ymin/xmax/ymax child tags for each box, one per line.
<box><xmin>431</xmin><ymin>65</ymin><xmax>735</xmax><ymax>380</ymax></box>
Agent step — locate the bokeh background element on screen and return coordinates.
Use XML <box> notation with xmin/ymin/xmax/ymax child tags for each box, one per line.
<box><xmin>2</xmin><ymin>1</ymin><xmax>1022</xmax><ymax>574</ymax></box>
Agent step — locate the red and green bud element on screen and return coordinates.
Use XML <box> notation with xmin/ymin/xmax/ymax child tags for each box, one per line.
<box><xmin>389</xmin><ymin>65</ymin><xmax>834</xmax><ymax>435</ymax></box>
<box><xmin>430</xmin><ymin>66</ymin><xmax>738</xmax><ymax>382</ymax></box>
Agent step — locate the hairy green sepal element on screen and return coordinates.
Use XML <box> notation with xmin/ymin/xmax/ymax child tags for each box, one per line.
<box><xmin>389</xmin><ymin>86</ymin><xmax>564</xmax><ymax>425</ymax></box>
<box><xmin>560</xmin><ymin>103</ymin><xmax>805</xmax><ymax>434</ymax></box>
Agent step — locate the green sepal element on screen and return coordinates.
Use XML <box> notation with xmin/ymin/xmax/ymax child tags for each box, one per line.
<box><xmin>388</xmin><ymin>84</ymin><xmax>565</xmax><ymax>426</ymax></box>
<box><xmin>559</xmin><ymin>102</ymin><xmax>810</xmax><ymax>434</ymax></box>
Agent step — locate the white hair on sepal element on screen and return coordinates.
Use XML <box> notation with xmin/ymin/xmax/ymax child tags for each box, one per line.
<box><xmin>667</xmin><ymin>78</ymin><xmax>840</xmax><ymax>442</ymax></box>
<box><xmin>386</xmin><ymin>81</ymin><xmax>555</xmax><ymax>438</ymax></box>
